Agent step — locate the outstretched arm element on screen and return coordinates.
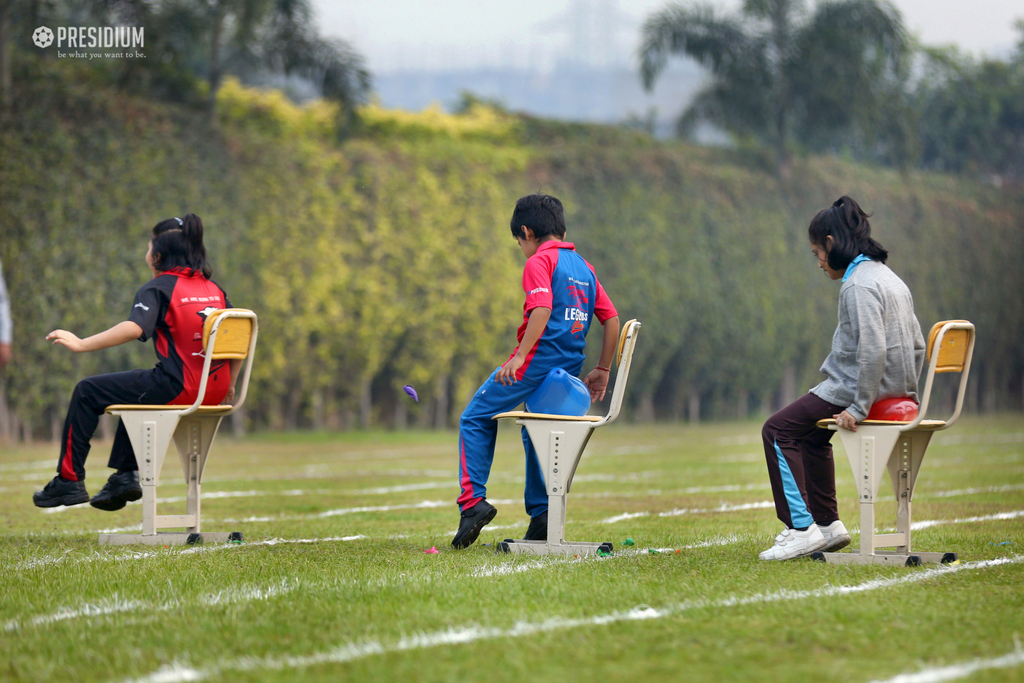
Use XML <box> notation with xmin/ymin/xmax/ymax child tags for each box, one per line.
<box><xmin>46</xmin><ymin>321</ymin><xmax>143</xmax><ymax>353</ymax></box>
<box><xmin>496</xmin><ymin>307</ymin><xmax>551</xmax><ymax>386</ymax></box>
<box><xmin>583</xmin><ymin>315</ymin><xmax>620</xmax><ymax>401</ymax></box>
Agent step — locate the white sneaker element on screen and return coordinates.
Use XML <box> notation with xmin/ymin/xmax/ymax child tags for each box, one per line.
<box><xmin>817</xmin><ymin>520</ymin><xmax>851</xmax><ymax>552</ymax></box>
<box><xmin>758</xmin><ymin>525</ymin><xmax>828</xmax><ymax>561</ymax></box>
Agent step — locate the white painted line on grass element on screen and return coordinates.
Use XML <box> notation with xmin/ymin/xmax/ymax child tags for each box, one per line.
<box><xmin>471</xmin><ymin>536</ymin><xmax>746</xmax><ymax>578</ymax></box>
<box><xmin>355</xmin><ymin>482</ymin><xmax>450</xmax><ymax>494</ymax></box>
<box><xmin>927</xmin><ymin>483</ymin><xmax>1024</xmax><ymax>498</ymax></box>
<box><xmin>4</xmin><ymin>579</ymin><xmax>301</xmax><ymax>632</ymax></box>
<box><xmin>911</xmin><ymin>510</ymin><xmax>1024</xmax><ymax>530</ymax></box>
<box><xmin>602</xmin><ymin>511</ymin><xmax>650</xmax><ymax>524</ymax></box>
<box><xmin>119</xmin><ymin>555</ymin><xmax>1024</xmax><ymax>683</ymax></box>
<box><xmin>868</xmin><ymin>646</ymin><xmax>1024</xmax><ymax>683</ymax></box>
<box><xmin>602</xmin><ymin>500</ymin><xmax>775</xmax><ymax>523</ymax></box>
<box><xmin>11</xmin><ymin>535</ymin><xmax>367</xmax><ymax>571</ymax></box>
<box><xmin>38</xmin><ymin>489</ymin><xmax>338</xmax><ymax>514</ymax></box>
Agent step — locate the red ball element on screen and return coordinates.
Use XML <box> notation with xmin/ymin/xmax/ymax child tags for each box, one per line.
<box><xmin>866</xmin><ymin>397</ymin><xmax>919</xmax><ymax>421</ymax></box>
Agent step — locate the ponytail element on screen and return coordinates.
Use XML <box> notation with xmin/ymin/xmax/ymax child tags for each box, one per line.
<box><xmin>807</xmin><ymin>196</ymin><xmax>888</xmax><ymax>271</ymax></box>
<box><xmin>150</xmin><ymin>213</ymin><xmax>212</xmax><ymax>278</ymax></box>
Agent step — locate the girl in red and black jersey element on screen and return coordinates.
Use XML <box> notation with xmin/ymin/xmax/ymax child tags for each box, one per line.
<box><xmin>33</xmin><ymin>214</ymin><xmax>236</xmax><ymax>510</ymax></box>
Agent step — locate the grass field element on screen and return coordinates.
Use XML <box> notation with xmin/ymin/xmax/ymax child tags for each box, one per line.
<box><xmin>2</xmin><ymin>415</ymin><xmax>1023</xmax><ymax>683</ymax></box>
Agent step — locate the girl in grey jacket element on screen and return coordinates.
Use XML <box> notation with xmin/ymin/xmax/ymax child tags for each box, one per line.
<box><xmin>759</xmin><ymin>196</ymin><xmax>925</xmax><ymax>561</ymax></box>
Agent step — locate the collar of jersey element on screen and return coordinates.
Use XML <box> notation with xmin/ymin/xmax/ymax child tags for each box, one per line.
<box><xmin>536</xmin><ymin>240</ymin><xmax>574</xmax><ymax>253</ymax></box>
<box><xmin>842</xmin><ymin>254</ymin><xmax>871</xmax><ymax>282</ymax></box>
<box><xmin>162</xmin><ymin>267</ymin><xmax>200</xmax><ymax>277</ymax></box>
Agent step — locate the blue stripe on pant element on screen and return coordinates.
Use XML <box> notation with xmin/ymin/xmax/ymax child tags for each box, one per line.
<box><xmin>457</xmin><ymin>367</ymin><xmax>549</xmax><ymax>518</ymax></box>
<box><xmin>761</xmin><ymin>392</ymin><xmax>844</xmax><ymax>529</ymax></box>
<box><xmin>774</xmin><ymin>439</ymin><xmax>815</xmax><ymax>529</ymax></box>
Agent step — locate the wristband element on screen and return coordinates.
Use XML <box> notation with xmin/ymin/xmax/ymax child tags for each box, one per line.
<box><xmin>595</xmin><ymin>365</ymin><xmax>610</xmax><ymax>372</ymax></box>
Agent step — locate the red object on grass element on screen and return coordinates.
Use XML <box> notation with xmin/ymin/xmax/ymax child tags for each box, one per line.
<box><xmin>866</xmin><ymin>397</ymin><xmax>919</xmax><ymax>421</ymax></box>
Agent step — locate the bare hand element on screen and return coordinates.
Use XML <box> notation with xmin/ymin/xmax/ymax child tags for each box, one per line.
<box><xmin>834</xmin><ymin>409</ymin><xmax>858</xmax><ymax>431</ymax></box>
<box><xmin>495</xmin><ymin>356</ymin><xmax>524</xmax><ymax>385</ymax></box>
<box><xmin>0</xmin><ymin>343</ymin><xmax>10</xmax><ymax>367</ymax></box>
<box><xmin>583</xmin><ymin>368</ymin><xmax>609</xmax><ymax>401</ymax></box>
<box><xmin>46</xmin><ymin>330</ymin><xmax>85</xmax><ymax>353</ymax></box>
<box><xmin>224</xmin><ymin>384</ymin><xmax>236</xmax><ymax>404</ymax></box>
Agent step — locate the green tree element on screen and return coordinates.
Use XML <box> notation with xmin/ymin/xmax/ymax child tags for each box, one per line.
<box><xmin>638</xmin><ymin>0</ymin><xmax>910</xmax><ymax>168</ymax></box>
<box><xmin>913</xmin><ymin>30</ymin><xmax>1024</xmax><ymax>178</ymax></box>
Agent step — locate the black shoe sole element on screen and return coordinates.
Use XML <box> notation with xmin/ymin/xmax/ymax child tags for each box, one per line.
<box><xmin>33</xmin><ymin>492</ymin><xmax>91</xmax><ymax>508</ymax></box>
<box><xmin>90</xmin><ymin>486</ymin><xmax>142</xmax><ymax>512</ymax></box>
<box><xmin>451</xmin><ymin>505</ymin><xmax>498</xmax><ymax>549</ymax></box>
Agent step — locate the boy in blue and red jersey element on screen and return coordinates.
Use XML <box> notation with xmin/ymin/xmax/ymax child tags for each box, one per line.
<box><xmin>452</xmin><ymin>193</ymin><xmax>619</xmax><ymax>549</ymax></box>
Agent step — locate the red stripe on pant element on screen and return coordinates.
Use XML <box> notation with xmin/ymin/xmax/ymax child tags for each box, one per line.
<box><xmin>60</xmin><ymin>426</ymin><xmax>78</xmax><ymax>481</ymax></box>
<box><xmin>456</xmin><ymin>433</ymin><xmax>481</xmax><ymax>510</ymax></box>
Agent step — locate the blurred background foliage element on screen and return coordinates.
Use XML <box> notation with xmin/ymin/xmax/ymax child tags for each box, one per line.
<box><xmin>0</xmin><ymin>0</ymin><xmax>1022</xmax><ymax>440</ymax></box>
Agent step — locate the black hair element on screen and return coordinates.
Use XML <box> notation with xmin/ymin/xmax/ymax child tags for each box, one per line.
<box><xmin>150</xmin><ymin>213</ymin><xmax>212</xmax><ymax>278</ymax></box>
<box><xmin>510</xmin><ymin>193</ymin><xmax>566</xmax><ymax>240</ymax></box>
<box><xmin>807</xmin><ymin>196</ymin><xmax>888</xmax><ymax>270</ymax></box>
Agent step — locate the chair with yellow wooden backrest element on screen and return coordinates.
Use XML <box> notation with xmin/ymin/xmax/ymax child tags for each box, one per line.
<box><xmin>101</xmin><ymin>309</ymin><xmax>258</xmax><ymax>546</ymax></box>
<box><xmin>492</xmin><ymin>319</ymin><xmax>641</xmax><ymax>557</ymax></box>
<box><xmin>814</xmin><ymin>320</ymin><xmax>975</xmax><ymax>566</ymax></box>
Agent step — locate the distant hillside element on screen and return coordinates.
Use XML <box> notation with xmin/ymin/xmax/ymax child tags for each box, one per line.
<box><xmin>373</xmin><ymin>61</ymin><xmax>704</xmax><ymax>136</ymax></box>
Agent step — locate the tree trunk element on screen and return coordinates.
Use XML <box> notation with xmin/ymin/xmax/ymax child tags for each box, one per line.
<box><xmin>688</xmin><ymin>390</ymin><xmax>700</xmax><ymax>423</ymax></box>
<box><xmin>736</xmin><ymin>387</ymin><xmax>748</xmax><ymax>420</ymax></box>
<box><xmin>0</xmin><ymin>376</ymin><xmax>10</xmax><ymax>441</ymax></box>
<box><xmin>359</xmin><ymin>378</ymin><xmax>372</xmax><ymax>429</ymax></box>
<box><xmin>781</xmin><ymin>364</ymin><xmax>796</xmax><ymax>408</ymax></box>
<box><xmin>312</xmin><ymin>388</ymin><xmax>325</xmax><ymax>429</ymax></box>
<box><xmin>433</xmin><ymin>374</ymin><xmax>449</xmax><ymax>429</ymax></box>
<box><xmin>284</xmin><ymin>386</ymin><xmax>300</xmax><ymax>429</ymax></box>
<box><xmin>636</xmin><ymin>391</ymin><xmax>654</xmax><ymax>422</ymax></box>
<box><xmin>208</xmin><ymin>5</ymin><xmax>225</xmax><ymax>118</ymax></box>
<box><xmin>394</xmin><ymin>398</ymin><xmax>407</xmax><ymax>430</ymax></box>
<box><xmin>231</xmin><ymin>405</ymin><xmax>247</xmax><ymax>437</ymax></box>
<box><xmin>0</xmin><ymin>1</ymin><xmax>12</xmax><ymax>112</ymax></box>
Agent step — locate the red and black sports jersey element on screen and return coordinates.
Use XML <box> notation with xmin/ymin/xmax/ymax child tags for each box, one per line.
<box><xmin>127</xmin><ymin>267</ymin><xmax>233</xmax><ymax>405</ymax></box>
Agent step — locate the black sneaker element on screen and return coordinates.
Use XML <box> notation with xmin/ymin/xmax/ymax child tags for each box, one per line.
<box><xmin>89</xmin><ymin>470</ymin><xmax>143</xmax><ymax>511</ymax></box>
<box><xmin>33</xmin><ymin>476</ymin><xmax>90</xmax><ymax>508</ymax></box>
<box><xmin>524</xmin><ymin>511</ymin><xmax>548</xmax><ymax>541</ymax></box>
<box><xmin>451</xmin><ymin>500</ymin><xmax>497</xmax><ymax>549</ymax></box>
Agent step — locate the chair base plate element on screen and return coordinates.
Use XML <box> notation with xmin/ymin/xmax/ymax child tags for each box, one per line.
<box><xmin>813</xmin><ymin>550</ymin><xmax>957</xmax><ymax>566</ymax></box>
<box><xmin>497</xmin><ymin>539</ymin><xmax>613</xmax><ymax>557</ymax></box>
<box><xmin>98</xmin><ymin>531</ymin><xmax>242</xmax><ymax>546</ymax></box>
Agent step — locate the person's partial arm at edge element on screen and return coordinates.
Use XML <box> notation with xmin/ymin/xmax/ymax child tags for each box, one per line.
<box><xmin>583</xmin><ymin>315</ymin><xmax>620</xmax><ymax>401</ymax></box>
<box><xmin>496</xmin><ymin>307</ymin><xmax>552</xmax><ymax>385</ymax></box>
<box><xmin>46</xmin><ymin>321</ymin><xmax>144</xmax><ymax>353</ymax></box>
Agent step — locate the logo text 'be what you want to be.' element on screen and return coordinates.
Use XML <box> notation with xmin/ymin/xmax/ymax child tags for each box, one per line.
<box><xmin>32</xmin><ymin>25</ymin><xmax>145</xmax><ymax>60</ymax></box>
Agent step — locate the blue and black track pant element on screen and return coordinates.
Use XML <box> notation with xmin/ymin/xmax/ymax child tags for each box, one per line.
<box><xmin>761</xmin><ymin>392</ymin><xmax>845</xmax><ymax>529</ymax></box>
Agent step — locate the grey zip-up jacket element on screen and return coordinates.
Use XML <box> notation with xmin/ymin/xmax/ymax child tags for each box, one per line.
<box><xmin>810</xmin><ymin>260</ymin><xmax>925</xmax><ymax>422</ymax></box>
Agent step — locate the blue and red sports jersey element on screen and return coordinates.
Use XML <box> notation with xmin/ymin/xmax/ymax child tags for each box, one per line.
<box><xmin>510</xmin><ymin>241</ymin><xmax>617</xmax><ymax>381</ymax></box>
<box><xmin>128</xmin><ymin>267</ymin><xmax>233</xmax><ymax>405</ymax></box>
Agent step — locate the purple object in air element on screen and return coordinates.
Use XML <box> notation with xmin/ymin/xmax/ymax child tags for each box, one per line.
<box><xmin>403</xmin><ymin>385</ymin><xmax>419</xmax><ymax>402</ymax></box>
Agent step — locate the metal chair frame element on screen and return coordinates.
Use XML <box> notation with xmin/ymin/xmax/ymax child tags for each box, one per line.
<box><xmin>100</xmin><ymin>309</ymin><xmax>258</xmax><ymax>546</ymax></box>
<box><xmin>814</xmin><ymin>320</ymin><xmax>975</xmax><ymax>566</ymax></box>
<box><xmin>492</xmin><ymin>319</ymin><xmax>641</xmax><ymax>557</ymax></box>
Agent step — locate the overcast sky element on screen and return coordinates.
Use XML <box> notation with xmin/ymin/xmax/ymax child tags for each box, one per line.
<box><xmin>312</xmin><ymin>0</ymin><xmax>1023</xmax><ymax>73</ymax></box>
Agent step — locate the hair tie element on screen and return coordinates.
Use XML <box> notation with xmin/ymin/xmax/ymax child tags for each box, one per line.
<box><xmin>174</xmin><ymin>217</ymin><xmax>183</xmax><ymax>226</ymax></box>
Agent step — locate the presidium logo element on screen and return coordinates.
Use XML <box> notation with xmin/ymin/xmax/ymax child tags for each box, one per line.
<box><xmin>32</xmin><ymin>26</ymin><xmax>53</xmax><ymax>48</ymax></box>
<box><xmin>32</xmin><ymin>25</ymin><xmax>145</xmax><ymax>57</ymax></box>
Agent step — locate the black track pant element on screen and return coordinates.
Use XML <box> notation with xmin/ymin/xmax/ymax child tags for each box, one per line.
<box><xmin>761</xmin><ymin>392</ymin><xmax>845</xmax><ymax>530</ymax></box>
<box><xmin>56</xmin><ymin>368</ymin><xmax>181</xmax><ymax>482</ymax></box>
